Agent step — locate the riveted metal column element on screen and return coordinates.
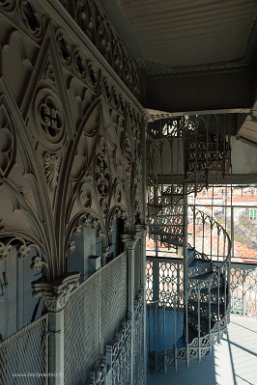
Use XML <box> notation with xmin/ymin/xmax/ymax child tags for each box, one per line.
<box><xmin>32</xmin><ymin>273</ymin><xmax>80</xmax><ymax>385</ymax></box>
<box><xmin>122</xmin><ymin>234</ymin><xmax>136</xmax><ymax>385</ymax></box>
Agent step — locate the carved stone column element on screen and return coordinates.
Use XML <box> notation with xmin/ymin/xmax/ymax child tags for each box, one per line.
<box><xmin>32</xmin><ymin>273</ymin><xmax>80</xmax><ymax>385</ymax></box>
<box><xmin>122</xmin><ymin>233</ymin><xmax>136</xmax><ymax>385</ymax></box>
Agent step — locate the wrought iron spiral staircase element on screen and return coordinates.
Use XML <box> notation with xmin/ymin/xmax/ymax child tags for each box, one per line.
<box><xmin>146</xmin><ymin>116</ymin><xmax>232</xmax><ymax>371</ymax></box>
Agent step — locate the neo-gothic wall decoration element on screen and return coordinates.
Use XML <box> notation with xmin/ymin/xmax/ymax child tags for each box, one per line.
<box><xmin>58</xmin><ymin>0</ymin><xmax>140</xmax><ymax>97</ymax></box>
<box><xmin>0</xmin><ymin>0</ymin><xmax>145</xmax><ymax>281</ymax></box>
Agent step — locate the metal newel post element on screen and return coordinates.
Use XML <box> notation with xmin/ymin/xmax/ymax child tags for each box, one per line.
<box><xmin>32</xmin><ymin>273</ymin><xmax>80</xmax><ymax>385</ymax></box>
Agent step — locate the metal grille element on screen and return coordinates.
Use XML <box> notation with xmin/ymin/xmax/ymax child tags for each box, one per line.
<box><xmin>146</xmin><ymin>258</ymin><xmax>183</xmax><ymax>304</ymax></box>
<box><xmin>0</xmin><ymin>315</ymin><xmax>48</xmax><ymax>385</ymax></box>
<box><xmin>109</xmin><ymin>320</ymin><xmax>131</xmax><ymax>385</ymax></box>
<box><xmin>231</xmin><ymin>264</ymin><xmax>257</xmax><ymax>318</ymax></box>
<box><xmin>133</xmin><ymin>290</ymin><xmax>145</xmax><ymax>385</ymax></box>
<box><xmin>159</xmin><ymin>259</ymin><xmax>184</xmax><ymax>305</ymax></box>
<box><xmin>146</xmin><ymin>260</ymin><xmax>153</xmax><ymax>302</ymax></box>
<box><xmin>64</xmin><ymin>252</ymin><xmax>127</xmax><ymax>385</ymax></box>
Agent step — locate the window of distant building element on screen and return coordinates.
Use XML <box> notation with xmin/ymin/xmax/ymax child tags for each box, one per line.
<box><xmin>249</xmin><ymin>208</ymin><xmax>257</xmax><ymax>221</ymax></box>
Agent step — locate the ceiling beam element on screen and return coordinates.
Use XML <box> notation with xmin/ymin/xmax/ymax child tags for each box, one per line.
<box><xmin>144</xmin><ymin>69</ymin><xmax>253</xmax><ymax>113</ymax></box>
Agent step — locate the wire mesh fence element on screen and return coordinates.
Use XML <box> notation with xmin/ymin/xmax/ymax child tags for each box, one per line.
<box><xmin>0</xmin><ymin>315</ymin><xmax>48</xmax><ymax>385</ymax></box>
<box><xmin>64</xmin><ymin>252</ymin><xmax>127</xmax><ymax>385</ymax></box>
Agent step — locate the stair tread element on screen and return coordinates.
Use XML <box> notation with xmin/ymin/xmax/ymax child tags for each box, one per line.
<box><xmin>189</xmin><ymin>259</ymin><xmax>212</xmax><ymax>269</ymax></box>
<box><xmin>189</xmin><ymin>271</ymin><xmax>214</xmax><ymax>280</ymax></box>
<box><xmin>188</xmin><ymin>301</ymin><xmax>225</xmax><ymax>309</ymax></box>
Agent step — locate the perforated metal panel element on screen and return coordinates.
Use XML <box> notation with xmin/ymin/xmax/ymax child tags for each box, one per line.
<box><xmin>0</xmin><ymin>316</ymin><xmax>48</xmax><ymax>385</ymax></box>
<box><xmin>64</xmin><ymin>252</ymin><xmax>128</xmax><ymax>385</ymax></box>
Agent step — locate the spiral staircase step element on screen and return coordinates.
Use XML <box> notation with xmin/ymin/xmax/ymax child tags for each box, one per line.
<box><xmin>188</xmin><ymin>303</ymin><xmax>226</xmax><ymax>321</ymax></box>
<box><xmin>188</xmin><ymin>259</ymin><xmax>213</xmax><ymax>277</ymax></box>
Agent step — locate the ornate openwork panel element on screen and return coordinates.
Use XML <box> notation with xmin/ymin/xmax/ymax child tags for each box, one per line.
<box><xmin>146</xmin><ymin>260</ymin><xmax>153</xmax><ymax>302</ymax></box>
<box><xmin>0</xmin><ymin>316</ymin><xmax>48</xmax><ymax>385</ymax></box>
<box><xmin>159</xmin><ymin>260</ymin><xmax>184</xmax><ymax>306</ymax></box>
<box><xmin>231</xmin><ymin>264</ymin><xmax>257</xmax><ymax>318</ymax></box>
<box><xmin>146</xmin><ymin>257</ymin><xmax>184</xmax><ymax>305</ymax></box>
<box><xmin>134</xmin><ymin>290</ymin><xmax>145</xmax><ymax>385</ymax></box>
<box><xmin>109</xmin><ymin>320</ymin><xmax>131</xmax><ymax>385</ymax></box>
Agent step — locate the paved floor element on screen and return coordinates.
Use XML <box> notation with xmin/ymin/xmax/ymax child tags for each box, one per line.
<box><xmin>147</xmin><ymin>315</ymin><xmax>257</xmax><ymax>385</ymax></box>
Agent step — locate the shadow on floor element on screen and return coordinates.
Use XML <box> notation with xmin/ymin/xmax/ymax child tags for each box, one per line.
<box><xmin>147</xmin><ymin>315</ymin><xmax>257</xmax><ymax>385</ymax></box>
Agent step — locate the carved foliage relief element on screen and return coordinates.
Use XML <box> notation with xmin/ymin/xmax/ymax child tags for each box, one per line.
<box><xmin>0</xmin><ymin>0</ymin><xmax>144</xmax><ymax>280</ymax></box>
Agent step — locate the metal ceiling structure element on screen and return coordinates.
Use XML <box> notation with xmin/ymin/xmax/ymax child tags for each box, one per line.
<box><xmin>100</xmin><ymin>0</ymin><xmax>257</xmax><ymax>144</ymax></box>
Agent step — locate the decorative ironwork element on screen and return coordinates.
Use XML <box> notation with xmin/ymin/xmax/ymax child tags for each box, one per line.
<box><xmin>146</xmin><ymin>260</ymin><xmax>153</xmax><ymax>302</ymax></box>
<box><xmin>108</xmin><ymin>320</ymin><xmax>131</xmax><ymax>385</ymax></box>
<box><xmin>134</xmin><ymin>289</ymin><xmax>145</xmax><ymax>385</ymax></box>
<box><xmin>146</xmin><ymin>206</ymin><xmax>231</xmax><ymax>370</ymax></box>
<box><xmin>231</xmin><ymin>264</ymin><xmax>257</xmax><ymax>318</ymax></box>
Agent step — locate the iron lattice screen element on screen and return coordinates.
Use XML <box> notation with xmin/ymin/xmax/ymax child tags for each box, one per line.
<box><xmin>231</xmin><ymin>265</ymin><xmax>257</xmax><ymax>317</ymax></box>
<box><xmin>146</xmin><ymin>258</ymin><xmax>257</xmax><ymax>318</ymax></box>
<box><xmin>134</xmin><ymin>290</ymin><xmax>145</xmax><ymax>385</ymax></box>
<box><xmin>64</xmin><ymin>252</ymin><xmax>127</xmax><ymax>385</ymax></box>
<box><xmin>110</xmin><ymin>320</ymin><xmax>131</xmax><ymax>385</ymax></box>
<box><xmin>146</xmin><ymin>258</ymin><xmax>184</xmax><ymax>304</ymax></box>
<box><xmin>0</xmin><ymin>315</ymin><xmax>48</xmax><ymax>385</ymax></box>
<box><xmin>146</xmin><ymin>260</ymin><xmax>153</xmax><ymax>302</ymax></box>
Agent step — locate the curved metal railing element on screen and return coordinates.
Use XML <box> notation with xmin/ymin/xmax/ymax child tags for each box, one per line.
<box><xmin>146</xmin><ymin>206</ymin><xmax>231</xmax><ymax>371</ymax></box>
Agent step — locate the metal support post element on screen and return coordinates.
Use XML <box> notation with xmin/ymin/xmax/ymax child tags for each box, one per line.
<box><xmin>32</xmin><ymin>273</ymin><xmax>80</xmax><ymax>385</ymax></box>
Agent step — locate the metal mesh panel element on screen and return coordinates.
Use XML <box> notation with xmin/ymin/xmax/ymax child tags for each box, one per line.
<box><xmin>0</xmin><ymin>316</ymin><xmax>48</xmax><ymax>385</ymax></box>
<box><xmin>100</xmin><ymin>252</ymin><xmax>127</xmax><ymax>349</ymax></box>
<box><xmin>64</xmin><ymin>252</ymin><xmax>127</xmax><ymax>385</ymax></box>
<box><xmin>231</xmin><ymin>264</ymin><xmax>257</xmax><ymax>318</ymax></box>
<box><xmin>64</xmin><ymin>274</ymin><xmax>100</xmax><ymax>385</ymax></box>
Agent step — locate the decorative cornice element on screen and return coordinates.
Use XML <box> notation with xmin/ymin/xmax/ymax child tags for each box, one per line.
<box><xmin>32</xmin><ymin>273</ymin><xmax>80</xmax><ymax>312</ymax></box>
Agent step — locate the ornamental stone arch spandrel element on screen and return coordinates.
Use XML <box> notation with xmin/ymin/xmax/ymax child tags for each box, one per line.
<box><xmin>0</xmin><ymin>0</ymin><xmax>145</xmax><ymax>282</ymax></box>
